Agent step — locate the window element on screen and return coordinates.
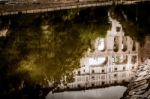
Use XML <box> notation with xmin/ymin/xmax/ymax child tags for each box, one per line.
<box><xmin>132</xmin><ymin>66</ymin><xmax>134</xmax><ymax>69</ymax></box>
<box><xmin>83</xmin><ymin>69</ymin><xmax>85</xmax><ymax>72</ymax></box>
<box><xmin>67</xmin><ymin>86</ymin><xmax>70</xmax><ymax>89</ymax></box>
<box><xmin>102</xmin><ymin>69</ymin><xmax>105</xmax><ymax>73</ymax></box>
<box><xmin>114</xmin><ymin>68</ymin><xmax>117</xmax><ymax>71</ymax></box>
<box><xmin>91</xmin><ymin>76</ymin><xmax>95</xmax><ymax>80</ymax></box>
<box><xmin>132</xmin><ymin>41</ymin><xmax>136</xmax><ymax>51</ymax></box>
<box><xmin>114</xmin><ymin>74</ymin><xmax>117</xmax><ymax>77</ymax></box>
<box><xmin>123</xmin><ymin>67</ymin><xmax>126</xmax><ymax>70</ymax></box>
<box><xmin>102</xmin><ymin>81</ymin><xmax>105</xmax><ymax>85</ymax></box>
<box><xmin>78</xmin><ymin>84</ymin><xmax>81</xmax><ymax>88</ymax></box>
<box><xmin>116</xmin><ymin>26</ymin><xmax>121</xmax><ymax>32</ymax></box>
<box><xmin>92</xmin><ymin>84</ymin><xmax>95</xmax><ymax>87</ymax></box>
<box><xmin>78</xmin><ymin>71</ymin><xmax>80</xmax><ymax>75</ymax></box>
<box><xmin>92</xmin><ymin>70</ymin><xmax>95</xmax><ymax>74</ymax></box>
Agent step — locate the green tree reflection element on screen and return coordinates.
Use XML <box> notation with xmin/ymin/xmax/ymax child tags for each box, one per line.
<box><xmin>0</xmin><ymin>7</ymin><xmax>109</xmax><ymax>95</ymax></box>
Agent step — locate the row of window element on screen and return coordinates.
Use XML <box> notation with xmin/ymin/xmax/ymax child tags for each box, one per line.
<box><xmin>113</xmin><ymin>36</ymin><xmax>137</xmax><ymax>52</ymax></box>
<box><xmin>74</xmin><ymin>79</ymin><xmax>128</xmax><ymax>88</ymax></box>
<box><xmin>76</xmin><ymin>73</ymin><xmax>127</xmax><ymax>82</ymax></box>
<box><xmin>77</xmin><ymin>69</ymin><xmax>105</xmax><ymax>75</ymax></box>
<box><xmin>77</xmin><ymin>65</ymin><xmax>136</xmax><ymax>75</ymax></box>
<box><xmin>91</xmin><ymin>69</ymin><xmax>105</xmax><ymax>74</ymax></box>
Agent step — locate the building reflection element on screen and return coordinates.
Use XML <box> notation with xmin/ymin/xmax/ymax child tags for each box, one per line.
<box><xmin>67</xmin><ymin>14</ymin><xmax>138</xmax><ymax>89</ymax></box>
<box><xmin>55</xmin><ymin>13</ymin><xmax>139</xmax><ymax>92</ymax></box>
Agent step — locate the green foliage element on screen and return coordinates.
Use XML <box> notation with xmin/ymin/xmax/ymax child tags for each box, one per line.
<box><xmin>0</xmin><ymin>7</ymin><xmax>109</xmax><ymax>93</ymax></box>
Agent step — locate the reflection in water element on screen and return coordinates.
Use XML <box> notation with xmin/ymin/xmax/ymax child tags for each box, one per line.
<box><xmin>48</xmin><ymin>13</ymin><xmax>139</xmax><ymax>98</ymax></box>
<box><xmin>47</xmin><ymin>86</ymin><xmax>126</xmax><ymax>99</ymax></box>
<box><xmin>0</xmin><ymin>2</ymin><xmax>149</xmax><ymax>98</ymax></box>
<box><xmin>0</xmin><ymin>7</ymin><xmax>111</xmax><ymax>98</ymax></box>
<box><xmin>73</xmin><ymin>13</ymin><xmax>138</xmax><ymax>86</ymax></box>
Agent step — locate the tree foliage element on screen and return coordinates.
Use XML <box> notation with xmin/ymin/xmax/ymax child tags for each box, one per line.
<box><xmin>0</xmin><ymin>7</ymin><xmax>109</xmax><ymax>94</ymax></box>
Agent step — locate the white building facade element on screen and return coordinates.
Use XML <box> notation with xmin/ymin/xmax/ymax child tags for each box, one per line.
<box><xmin>67</xmin><ymin>14</ymin><xmax>139</xmax><ymax>89</ymax></box>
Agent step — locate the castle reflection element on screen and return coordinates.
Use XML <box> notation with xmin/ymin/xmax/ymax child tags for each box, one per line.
<box><xmin>52</xmin><ymin>13</ymin><xmax>139</xmax><ymax>92</ymax></box>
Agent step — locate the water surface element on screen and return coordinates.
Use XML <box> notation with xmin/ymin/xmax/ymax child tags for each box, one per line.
<box><xmin>46</xmin><ymin>86</ymin><xmax>126</xmax><ymax>99</ymax></box>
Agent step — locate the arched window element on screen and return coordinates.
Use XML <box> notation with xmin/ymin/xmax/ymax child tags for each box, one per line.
<box><xmin>113</xmin><ymin>37</ymin><xmax>119</xmax><ymax>52</ymax></box>
<box><xmin>132</xmin><ymin>41</ymin><xmax>136</xmax><ymax>51</ymax></box>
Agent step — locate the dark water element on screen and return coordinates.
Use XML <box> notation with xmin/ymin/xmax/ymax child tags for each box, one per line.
<box><xmin>0</xmin><ymin>2</ymin><xmax>150</xmax><ymax>99</ymax></box>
